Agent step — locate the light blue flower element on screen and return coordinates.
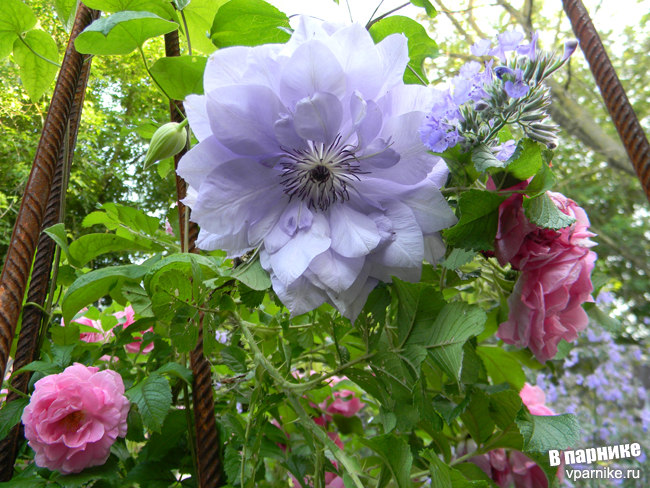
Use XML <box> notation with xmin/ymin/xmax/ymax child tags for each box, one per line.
<box><xmin>178</xmin><ymin>16</ymin><xmax>457</xmax><ymax>320</ymax></box>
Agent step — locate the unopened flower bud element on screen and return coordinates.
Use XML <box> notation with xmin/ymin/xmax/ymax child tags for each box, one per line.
<box><xmin>474</xmin><ymin>101</ymin><xmax>489</xmax><ymax>111</ymax></box>
<box><xmin>494</xmin><ymin>66</ymin><xmax>515</xmax><ymax>79</ymax></box>
<box><xmin>144</xmin><ymin>121</ymin><xmax>187</xmax><ymax>169</ymax></box>
<box><xmin>562</xmin><ymin>40</ymin><xmax>579</xmax><ymax>62</ymax></box>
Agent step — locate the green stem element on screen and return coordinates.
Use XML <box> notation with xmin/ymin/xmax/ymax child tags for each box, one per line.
<box><xmin>3</xmin><ymin>382</ymin><xmax>29</xmax><ymax>399</ymax></box>
<box><xmin>366</xmin><ymin>1</ymin><xmax>410</xmax><ymax>29</ymax></box>
<box><xmin>138</xmin><ymin>47</ymin><xmax>176</xmax><ymax>104</ymax></box>
<box><xmin>180</xmin><ymin>9</ymin><xmax>192</xmax><ymax>56</ymax></box>
<box><xmin>406</xmin><ymin>64</ymin><xmax>428</xmax><ymax>86</ymax></box>
<box><xmin>18</xmin><ymin>36</ymin><xmax>62</xmax><ymax>68</ymax></box>
<box><xmin>239</xmin><ymin>320</ymin><xmax>364</xmax><ymax>488</ymax></box>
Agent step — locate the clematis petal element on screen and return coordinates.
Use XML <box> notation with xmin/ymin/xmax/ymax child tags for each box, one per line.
<box><xmin>329</xmin><ymin>204</ymin><xmax>380</xmax><ymax>258</ymax></box>
<box><xmin>355</xmin><ymin>100</ymin><xmax>383</xmax><ymax>150</ymax></box>
<box><xmin>280</xmin><ymin>40</ymin><xmax>346</xmax><ymax>105</ymax></box>
<box><xmin>206</xmin><ymin>85</ymin><xmax>284</xmax><ymax>156</ymax></box>
<box><xmin>269</xmin><ymin>212</ymin><xmax>331</xmax><ymax>286</ymax></box>
<box><xmin>274</xmin><ymin>113</ymin><xmax>307</xmax><ymax>149</ymax></box>
<box><xmin>196</xmin><ymin>227</ymin><xmax>254</xmax><ymax>257</ymax></box>
<box><xmin>177</xmin><ymin>135</ymin><xmax>238</xmax><ymax>190</ymax></box>
<box><xmin>377</xmin><ymin>84</ymin><xmax>434</xmax><ymax>119</ymax></box>
<box><xmin>191</xmin><ymin>158</ymin><xmax>283</xmax><ymax>236</ymax></box>
<box><xmin>328</xmin><ymin>23</ymin><xmax>383</xmax><ymax>101</ymax></box>
<box><xmin>183</xmin><ymin>95</ymin><xmax>211</xmax><ymax>142</ymax></box>
<box><xmin>268</xmin><ymin>270</ymin><xmax>330</xmax><ymax>317</ymax></box>
<box><xmin>204</xmin><ymin>46</ymin><xmax>251</xmax><ymax>92</ymax></box>
<box><xmin>376</xmin><ymin>34</ymin><xmax>410</xmax><ymax>97</ymax></box>
<box><xmin>242</xmin><ymin>44</ymin><xmax>284</xmax><ymax>93</ymax></box>
<box><xmin>358</xmin><ymin>138</ymin><xmax>400</xmax><ymax>169</ymax></box>
<box><xmin>370</xmin><ymin>201</ymin><xmax>424</xmax><ymax>268</ymax></box>
<box><xmin>424</xmin><ymin>233</ymin><xmax>446</xmax><ymax>265</ymax></box>
<box><xmin>279</xmin><ymin>200</ymin><xmax>313</xmax><ymax>236</ymax></box>
<box><xmin>293</xmin><ymin>92</ymin><xmax>343</xmax><ymax>145</ymax></box>
<box><xmin>309</xmin><ymin>249</ymin><xmax>364</xmax><ymax>293</ymax></box>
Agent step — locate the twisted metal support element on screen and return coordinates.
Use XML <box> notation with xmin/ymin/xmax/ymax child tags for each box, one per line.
<box><xmin>0</xmin><ymin>4</ymin><xmax>98</xmax><ymax>392</ymax></box>
<box><xmin>562</xmin><ymin>0</ymin><xmax>650</xmax><ymax>202</ymax></box>
<box><xmin>0</xmin><ymin>43</ymin><xmax>95</xmax><ymax>480</ymax></box>
<box><xmin>165</xmin><ymin>30</ymin><xmax>224</xmax><ymax>488</ymax></box>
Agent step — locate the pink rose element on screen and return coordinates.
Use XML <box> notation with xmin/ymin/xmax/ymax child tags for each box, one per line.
<box><xmin>64</xmin><ymin>308</ymin><xmax>111</xmax><ymax>344</ymax></box>
<box><xmin>117</xmin><ymin>306</ymin><xmax>154</xmax><ymax>355</ymax></box>
<box><xmin>22</xmin><ymin>363</ymin><xmax>129</xmax><ymax>474</ymax></box>
<box><xmin>519</xmin><ymin>383</ymin><xmax>555</xmax><ymax>416</ymax></box>
<box><xmin>321</xmin><ymin>390</ymin><xmax>365</xmax><ymax>418</ymax></box>
<box><xmin>494</xmin><ymin>189</ymin><xmax>597</xmax><ymax>363</ymax></box>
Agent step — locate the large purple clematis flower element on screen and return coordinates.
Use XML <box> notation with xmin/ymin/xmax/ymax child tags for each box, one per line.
<box><xmin>178</xmin><ymin>16</ymin><xmax>457</xmax><ymax>321</ymax></box>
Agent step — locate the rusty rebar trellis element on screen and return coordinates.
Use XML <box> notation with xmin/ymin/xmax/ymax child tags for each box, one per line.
<box><xmin>165</xmin><ymin>30</ymin><xmax>224</xmax><ymax>487</ymax></box>
<box><xmin>562</xmin><ymin>0</ymin><xmax>650</xmax><ymax>203</ymax></box>
<box><xmin>0</xmin><ymin>0</ymin><xmax>98</xmax><ymax>414</ymax></box>
<box><xmin>0</xmin><ymin>32</ymin><xmax>96</xmax><ymax>480</ymax></box>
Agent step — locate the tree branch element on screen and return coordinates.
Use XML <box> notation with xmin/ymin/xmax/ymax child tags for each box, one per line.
<box><xmin>433</xmin><ymin>0</ymin><xmax>474</xmax><ymax>44</ymax></box>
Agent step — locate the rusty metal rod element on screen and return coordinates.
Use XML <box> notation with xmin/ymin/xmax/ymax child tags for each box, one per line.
<box><xmin>0</xmin><ymin>42</ymin><xmax>96</xmax><ymax>480</ymax></box>
<box><xmin>562</xmin><ymin>0</ymin><xmax>650</xmax><ymax>202</ymax></box>
<box><xmin>0</xmin><ymin>3</ymin><xmax>98</xmax><ymax>391</ymax></box>
<box><xmin>165</xmin><ymin>30</ymin><xmax>224</xmax><ymax>488</ymax></box>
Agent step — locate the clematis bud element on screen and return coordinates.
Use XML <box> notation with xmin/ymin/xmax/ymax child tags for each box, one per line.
<box><xmin>144</xmin><ymin>121</ymin><xmax>187</xmax><ymax>169</ymax></box>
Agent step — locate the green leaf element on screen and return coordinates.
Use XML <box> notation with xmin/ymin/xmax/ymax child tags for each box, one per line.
<box><xmin>525</xmin><ymin>161</ymin><xmax>556</xmax><ymax>197</ymax></box>
<box><xmin>488</xmin><ymin>389</ymin><xmax>524</xmax><ymax>431</ymax></box>
<box><xmin>523</xmin><ymin>193</ymin><xmax>576</xmax><ymax>230</ymax></box>
<box><xmin>431</xmin><ymin>393</ymin><xmax>471</xmax><ymax>425</ymax></box>
<box><xmin>360</xmin><ymin>434</ymin><xmax>413</xmax><ymax>488</ymax></box>
<box><xmin>150</xmin><ymin>55</ymin><xmax>206</xmax><ymax>100</ymax></box>
<box><xmin>68</xmin><ymin>233</ymin><xmax>152</xmax><ymax>268</ymax></box>
<box><xmin>460</xmin><ymin>389</ymin><xmax>495</xmax><ymax>445</ymax></box>
<box><xmin>155</xmin><ymin>362</ymin><xmax>193</xmax><ymax>385</ymax></box>
<box><xmin>422</xmin><ymin>302</ymin><xmax>486</xmax><ymax>383</ymax></box>
<box><xmin>13</xmin><ymin>30</ymin><xmax>59</xmax><ymax>102</ymax></box>
<box><xmin>121</xmin><ymin>282</ymin><xmax>153</xmax><ymax>317</ymax></box>
<box><xmin>230</xmin><ymin>256</ymin><xmax>271</xmax><ymax>291</ymax></box>
<box><xmin>210</xmin><ymin>0</ymin><xmax>290</xmax><ymax>48</ymax></box>
<box><xmin>182</xmin><ymin>0</ymin><xmax>227</xmax><ymax>54</ymax></box>
<box><xmin>442</xmin><ymin>249</ymin><xmax>478</xmax><ymax>270</ymax></box>
<box><xmin>143</xmin><ymin>409</ymin><xmax>188</xmax><ymax>460</ymax></box>
<box><xmin>0</xmin><ymin>398</ymin><xmax>29</xmax><ymax>442</ymax></box>
<box><xmin>125</xmin><ymin>460</ymin><xmax>176</xmax><ymax>488</ymax></box>
<box><xmin>61</xmin><ymin>265</ymin><xmax>148</xmax><ymax>323</ymax></box>
<box><xmin>169</xmin><ymin>304</ymin><xmax>198</xmax><ymax>353</ymax></box>
<box><xmin>397</xmin><ymin>281</ymin><xmax>446</xmax><ymax>348</ymax></box>
<box><xmin>144</xmin><ymin>253</ymin><xmax>221</xmax><ymax>295</ymax></box>
<box><xmin>56</xmin><ymin>457</ymin><xmax>120</xmax><ymax>488</ymax></box>
<box><xmin>74</xmin><ymin>11</ymin><xmax>178</xmax><ymax>56</ymax></box>
<box><xmin>472</xmin><ymin>144</ymin><xmax>505</xmax><ymax>174</ymax></box>
<box><xmin>126</xmin><ymin>406</ymin><xmax>145</xmax><ymax>441</ymax></box>
<box><xmin>54</xmin><ymin>0</ymin><xmax>80</xmax><ymax>32</ymax></box>
<box><xmin>476</xmin><ymin>346</ymin><xmax>525</xmax><ymax>391</ymax></box>
<box><xmin>421</xmin><ymin>449</ymin><xmax>452</xmax><ymax>488</ymax></box>
<box><xmin>453</xmin><ymin>463</ymin><xmax>498</xmax><ymax>488</ymax></box>
<box><xmin>410</xmin><ymin>0</ymin><xmax>437</xmax><ymax>17</ymax></box>
<box><xmin>516</xmin><ymin>410</ymin><xmax>581</xmax><ymax>453</ymax></box>
<box><xmin>126</xmin><ymin>373</ymin><xmax>172</xmax><ymax>433</ymax></box>
<box><xmin>0</xmin><ymin>0</ymin><xmax>36</xmax><ymax>59</ymax></box>
<box><xmin>43</xmin><ymin>223</ymin><xmax>74</xmax><ymax>264</ymax></box>
<box><xmin>0</xmin><ymin>478</ymin><xmax>47</xmax><ymax>488</ymax></box>
<box><xmin>51</xmin><ymin>323</ymin><xmax>80</xmax><ymax>346</ymax></box>
<box><xmin>443</xmin><ymin>190</ymin><xmax>506</xmax><ymax>251</ymax></box>
<box><xmin>82</xmin><ymin>0</ymin><xmax>175</xmax><ymax>19</ymax></box>
<box><xmin>504</xmin><ymin>138</ymin><xmax>544</xmax><ymax>181</ymax></box>
<box><xmin>221</xmin><ymin>345</ymin><xmax>248</xmax><ymax>374</ymax></box>
<box><xmin>173</xmin><ymin>0</ymin><xmax>191</xmax><ymax>9</ymax></box>
<box><xmin>12</xmin><ymin>361</ymin><xmax>61</xmax><ymax>377</ymax></box>
<box><xmin>369</xmin><ymin>16</ymin><xmax>438</xmax><ymax>85</ymax></box>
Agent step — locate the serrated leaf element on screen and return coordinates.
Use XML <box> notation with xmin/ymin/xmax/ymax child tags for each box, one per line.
<box><xmin>443</xmin><ymin>190</ymin><xmax>506</xmax><ymax>251</ymax></box>
<box><xmin>144</xmin><ymin>253</ymin><xmax>221</xmax><ymax>295</ymax></box>
<box><xmin>126</xmin><ymin>373</ymin><xmax>172</xmax><ymax>433</ymax></box>
<box><xmin>56</xmin><ymin>457</ymin><xmax>120</xmax><ymax>488</ymax></box>
<box><xmin>150</xmin><ymin>55</ymin><xmax>206</xmax><ymax>100</ymax></box>
<box><xmin>360</xmin><ymin>434</ymin><xmax>413</xmax><ymax>488</ymax></box>
<box><xmin>43</xmin><ymin>223</ymin><xmax>73</xmax><ymax>264</ymax></box>
<box><xmin>397</xmin><ymin>280</ymin><xmax>446</xmax><ymax>348</ymax></box>
<box><xmin>156</xmin><ymin>362</ymin><xmax>192</xmax><ymax>385</ymax></box>
<box><xmin>61</xmin><ymin>265</ymin><xmax>148</xmax><ymax>323</ymax></box>
<box><xmin>488</xmin><ymin>389</ymin><xmax>523</xmax><ymax>431</ymax></box>
<box><xmin>472</xmin><ymin>144</ymin><xmax>505</xmax><ymax>173</ymax></box>
<box><xmin>460</xmin><ymin>389</ymin><xmax>495</xmax><ymax>445</ymax></box>
<box><xmin>453</xmin><ymin>463</ymin><xmax>498</xmax><ymax>488</ymax></box>
<box><xmin>68</xmin><ymin>233</ymin><xmax>152</xmax><ymax>268</ymax></box>
<box><xmin>442</xmin><ymin>248</ymin><xmax>478</xmax><ymax>269</ymax></box>
<box><xmin>230</xmin><ymin>256</ymin><xmax>271</xmax><ymax>291</ymax></box>
<box><xmin>0</xmin><ymin>0</ymin><xmax>36</xmax><ymax>58</ymax></box>
<box><xmin>369</xmin><ymin>15</ymin><xmax>438</xmax><ymax>85</ymax></box>
<box><xmin>476</xmin><ymin>346</ymin><xmax>525</xmax><ymax>391</ymax></box>
<box><xmin>54</xmin><ymin>0</ymin><xmax>79</xmax><ymax>32</ymax></box>
<box><xmin>515</xmin><ymin>410</ymin><xmax>580</xmax><ymax>453</ymax></box>
<box><xmin>169</xmin><ymin>304</ymin><xmax>198</xmax><ymax>353</ymax></box>
<box><xmin>431</xmin><ymin>393</ymin><xmax>471</xmax><ymax>425</ymax></box>
<box><xmin>525</xmin><ymin>161</ymin><xmax>556</xmax><ymax>196</ymax></box>
<box><xmin>12</xmin><ymin>360</ymin><xmax>61</xmax><ymax>377</ymax></box>
<box><xmin>121</xmin><ymin>282</ymin><xmax>153</xmax><ymax>317</ymax></box>
<box><xmin>502</xmin><ymin>138</ymin><xmax>544</xmax><ymax>180</ymax></box>
<box><xmin>523</xmin><ymin>193</ymin><xmax>576</xmax><ymax>230</ymax></box>
<box><xmin>422</xmin><ymin>302</ymin><xmax>486</xmax><ymax>382</ymax></box>
<box><xmin>239</xmin><ymin>283</ymin><xmax>265</xmax><ymax>308</ymax></box>
<box><xmin>220</xmin><ymin>345</ymin><xmax>248</xmax><ymax>373</ymax></box>
<box><xmin>51</xmin><ymin>322</ymin><xmax>81</xmax><ymax>346</ymax></box>
<box><xmin>410</xmin><ymin>0</ymin><xmax>437</xmax><ymax>17</ymax></box>
<box><xmin>13</xmin><ymin>30</ymin><xmax>59</xmax><ymax>102</ymax></box>
<box><xmin>0</xmin><ymin>398</ymin><xmax>29</xmax><ymax>442</ymax></box>
<box><xmin>210</xmin><ymin>0</ymin><xmax>290</xmax><ymax>48</ymax></box>
<box><xmin>125</xmin><ymin>460</ymin><xmax>176</xmax><ymax>488</ymax></box>
<box><xmin>75</xmin><ymin>11</ymin><xmax>178</xmax><ymax>56</ymax></box>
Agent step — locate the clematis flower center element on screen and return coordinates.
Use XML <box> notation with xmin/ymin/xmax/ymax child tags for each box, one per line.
<box><xmin>279</xmin><ymin>136</ymin><xmax>365</xmax><ymax>211</ymax></box>
<box><xmin>60</xmin><ymin>410</ymin><xmax>85</xmax><ymax>431</ymax></box>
